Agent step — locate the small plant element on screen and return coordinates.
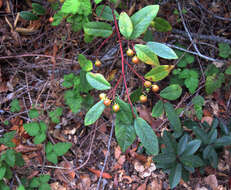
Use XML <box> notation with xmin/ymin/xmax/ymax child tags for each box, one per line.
<box><xmin>28</xmin><ymin>174</ymin><xmax>51</xmax><ymax>190</ymax></box>
<box><xmin>10</xmin><ymin>99</ymin><xmax>21</xmax><ymax>112</ymax></box>
<box><xmin>23</xmin><ymin>122</ymin><xmax>47</xmax><ymax>144</ymax></box>
<box><xmin>218</xmin><ymin>43</ymin><xmax>231</xmax><ymax>59</ymax></box>
<box><xmin>20</xmin><ymin>3</ymin><xmax>46</xmax><ymax>21</ymax></box>
<box><xmin>48</xmin><ymin>107</ymin><xmax>63</xmax><ymax>124</ymax></box>
<box><xmin>45</xmin><ymin>142</ymin><xmax>72</xmax><ymax>164</ymax></box>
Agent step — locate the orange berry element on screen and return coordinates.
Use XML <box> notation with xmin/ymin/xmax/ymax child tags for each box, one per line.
<box><xmin>144</xmin><ymin>81</ymin><xmax>152</xmax><ymax>88</ymax></box>
<box><xmin>126</xmin><ymin>48</ymin><xmax>134</xmax><ymax>57</ymax></box>
<box><xmin>140</xmin><ymin>95</ymin><xmax>147</xmax><ymax>103</ymax></box>
<box><xmin>95</xmin><ymin>59</ymin><xmax>102</xmax><ymax>67</ymax></box>
<box><xmin>104</xmin><ymin>99</ymin><xmax>111</xmax><ymax>106</ymax></box>
<box><xmin>49</xmin><ymin>17</ymin><xmax>54</xmax><ymax>23</ymax></box>
<box><xmin>112</xmin><ymin>103</ymin><xmax>120</xmax><ymax>112</ymax></box>
<box><xmin>152</xmin><ymin>84</ymin><xmax>159</xmax><ymax>92</ymax></box>
<box><xmin>132</xmin><ymin>56</ymin><xmax>139</xmax><ymax>64</ymax></box>
<box><xmin>99</xmin><ymin>93</ymin><xmax>106</xmax><ymax>100</ymax></box>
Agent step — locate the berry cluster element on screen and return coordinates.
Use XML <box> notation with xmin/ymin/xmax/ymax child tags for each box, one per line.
<box><xmin>99</xmin><ymin>93</ymin><xmax>120</xmax><ymax>112</ymax></box>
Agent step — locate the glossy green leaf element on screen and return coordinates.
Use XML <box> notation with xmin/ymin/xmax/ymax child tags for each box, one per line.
<box><xmin>32</xmin><ymin>3</ymin><xmax>46</xmax><ymax>15</ymax></box>
<box><xmin>115</xmin><ymin>120</ymin><xmax>136</xmax><ymax>152</ymax></box>
<box><xmin>169</xmin><ymin>163</ymin><xmax>182</xmax><ymax>189</ymax></box>
<box><xmin>153</xmin><ymin>17</ymin><xmax>172</xmax><ymax>32</ymax></box>
<box><xmin>182</xmin><ymin>139</ymin><xmax>201</xmax><ymax>156</ymax></box>
<box><xmin>192</xmin><ymin>126</ymin><xmax>208</xmax><ymax>144</ymax></box>
<box><xmin>164</xmin><ymin>102</ymin><xmax>182</xmax><ymax>137</ymax></box>
<box><xmin>84</xmin><ymin>100</ymin><xmax>105</xmax><ymax>126</ymax></box>
<box><xmin>147</xmin><ymin>42</ymin><xmax>178</xmax><ymax>59</ymax></box>
<box><xmin>119</xmin><ymin>12</ymin><xmax>133</xmax><ymax>39</ymax></box>
<box><xmin>153</xmin><ymin>152</ymin><xmax>176</xmax><ymax>164</ymax></box>
<box><xmin>160</xmin><ymin>84</ymin><xmax>182</xmax><ymax>100</ymax></box>
<box><xmin>130</xmin><ymin>5</ymin><xmax>159</xmax><ymax>39</ymax></box>
<box><xmin>180</xmin><ymin>155</ymin><xmax>204</xmax><ymax>168</ymax></box>
<box><xmin>151</xmin><ymin>100</ymin><xmax>164</xmax><ymax>118</ymax></box>
<box><xmin>78</xmin><ymin>54</ymin><xmax>93</xmax><ymax>71</ymax></box>
<box><xmin>84</xmin><ymin>22</ymin><xmax>113</xmax><ymax>38</ymax></box>
<box><xmin>54</xmin><ymin>142</ymin><xmax>72</xmax><ymax>156</ymax></box>
<box><xmin>0</xmin><ymin>167</ymin><xmax>6</xmax><ymax>180</ymax></box>
<box><xmin>215</xmin><ymin>136</ymin><xmax>231</xmax><ymax>147</ymax></box>
<box><xmin>115</xmin><ymin>98</ymin><xmax>133</xmax><ymax>124</ymax></box>
<box><xmin>134</xmin><ymin>44</ymin><xmax>159</xmax><ymax>66</ymax></box>
<box><xmin>95</xmin><ymin>5</ymin><xmax>119</xmax><ymax>21</ymax></box>
<box><xmin>24</xmin><ymin>122</ymin><xmax>40</xmax><ymax>136</ymax></box>
<box><xmin>86</xmin><ymin>72</ymin><xmax>111</xmax><ymax>90</ymax></box>
<box><xmin>208</xmin><ymin>129</ymin><xmax>217</xmax><ymax>144</ymax></box>
<box><xmin>20</xmin><ymin>11</ymin><xmax>38</xmax><ymax>21</ymax></box>
<box><xmin>134</xmin><ymin>117</ymin><xmax>159</xmax><ymax>155</ymax></box>
<box><xmin>177</xmin><ymin>134</ymin><xmax>188</xmax><ymax>156</ymax></box>
<box><xmin>145</xmin><ymin>65</ymin><xmax>174</xmax><ymax>82</ymax></box>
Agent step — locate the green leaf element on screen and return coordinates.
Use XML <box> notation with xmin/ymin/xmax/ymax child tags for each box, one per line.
<box><xmin>153</xmin><ymin>152</ymin><xmax>176</xmax><ymax>164</ymax></box>
<box><xmin>54</xmin><ymin>142</ymin><xmax>72</xmax><ymax>156</ymax></box>
<box><xmin>45</xmin><ymin>142</ymin><xmax>53</xmax><ymax>154</ymax></box>
<box><xmin>115</xmin><ymin>120</ymin><xmax>136</xmax><ymax>152</ymax></box>
<box><xmin>32</xmin><ymin>3</ymin><xmax>46</xmax><ymax>15</ymax></box>
<box><xmin>119</xmin><ymin>12</ymin><xmax>133</xmax><ymax>39</ymax></box>
<box><xmin>79</xmin><ymin>71</ymin><xmax>93</xmax><ymax>93</ymax></box>
<box><xmin>0</xmin><ymin>181</ymin><xmax>10</xmax><ymax>190</ymax></box>
<box><xmin>61</xmin><ymin>0</ymin><xmax>92</xmax><ymax>16</ymax></box>
<box><xmin>215</xmin><ymin>136</ymin><xmax>231</xmax><ymax>147</ymax></box>
<box><xmin>78</xmin><ymin>54</ymin><xmax>93</xmax><ymax>72</ymax></box>
<box><xmin>218</xmin><ymin>43</ymin><xmax>231</xmax><ymax>58</ymax></box>
<box><xmin>86</xmin><ymin>72</ymin><xmax>111</xmax><ymax>90</ymax></box>
<box><xmin>151</xmin><ymin>100</ymin><xmax>164</xmax><ymax>118</ymax></box>
<box><xmin>0</xmin><ymin>131</ymin><xmax>16</xmax><ymax>147</ymax></box>
<box><xmin>51</xmin><ymin>10</ymin><xmax>64</xmax><ymax>26</ymax></box>
<box><xmin>164</xmin><ymin>102</ymin><xmax>182</xmax><ymax>137</ymax></box>
<box><xmin>20</xmin><ymin>11</ymin><xmax>38</xmax><ymax>21</ymax></box>
<box><xmin>39</xmin><ymin>183</ymin><xmax>51</xmax><ymax>190</ymax></box>
<box><xmin>0</xmin><ymin>167</ymin><xmax>6</xmax><ymax>180</ymax></box>
<box><xmin>130</xmin><ymin>87</ymin><xmax>143</xmax><ymax>103</ymax></box>
<box><xmin>207</xmin><ymin>147</ymin><xmax>218</xmax><ymax>168</ymax></box>
<box><xmin>95</xmin><ymin>5</ymin><xmax>119</xmax><ymax>21</ymax></box>
<box><xmin>64</xmin><ymin>90</ymin><xmax>83</xmax><ymax>113</ymax></box>
<box><xmin>169</xmin><ymin>163</ymin><xmax>182</xmax><ymax>189</ymax></box>
<box><xmin>34</xmin><ymin>133</ymin><xmax>46</xmax><ymax>144</ymax></box>
<box><xmin>225</xmin><ymin>65</ymin><xmax>231</xmax><ymax>75</ymax></box>
<box><xmin>134</xmin><ymin>117</ymin><xmax>159</xmax><ymax>155</ymax></box>
<box><xmin>175</xmin><ymin>48</ymin><xmax>195</xmax><ymax>68</ymax></box>
<box><xmin>115</xmin><ymin>98</ymin><xmax>133</xmax><ymax>124</ymax></box>
<box><xmin>84</xmin><ymin>100</ymin><xmax>105</xmax><ymax>126</ymax></box>
<box><xmin>4</xmin><ymin>165</ymin><xmax>12</xmax><ymax>179</ymax></box>
<box><xmin>15</xmin><ymin>152</ymin><xmax>24</xmax><ymax>167</ymax></box>
<box><xmin>180</xmin><ymin>155</ymin><xmax>204</xmax><ymax>168</ymax></box>
<box><xmin>84</xmin><ymin>22</ymin><xmax>113</xmax><ymax>38</ymax></box>
<box><xmin>10</xmin><ymin>99</ymin><xmax>21</xmax><ymax>112</ymax></box>
<box><xmin>177</xmin><ymin>134</ymin><xmax>188</xmax><ymax>156</ymax></box>
<box><xmin>145</xmin><ymin>65</ymin><xmax>174</xmax><ymax>82</ymax></box>
<box><xmin>24</xmin><ymin>122</ymin><xmax>40</xmax><ymax>136</ymax></box>
<box><xmin>182</xmin><ymin>139</ymin><xmax>201</xmax><ymax>156</ymax></box>
<box><xmin>4</xmin><ymin>149</ymin><xmax>15</xmax><ymax>167</ymax></box>
<box><xmin>28</xmin><ymin>108</ymin><xmax>39</xmax><ymax>119</ymax></box>
<box><xmin>130</xmin><ymin>5</ymin><xmax>159</xmax><ymax>39</ymax></box>
<box><xmin>153</xmin><ymin>17</ymin><xmax>172</xmax><ymax>32</ymax></box>
<box><xmin>134</xmin><ymin>44</ymin><xmax>159</xmax><ymax>66</ymax></box>
<box><xmin>94</xmin><ymin>0</ymin><xmax>103</xmax><ymax>4</ymax></box>
<box><xmin>162</xmin><ymin>131</ymin><xmax>177</xmax><ymax>153</ymax></box>
<box><xmin>192</xmin><ymin>126</ymin><xmax>208</xmax><ymax>144</ymax></box>
<box><xmin>30</xmin><ymin>177</ymin><xmax>40</xmax><ymax>188</ymax></box>
<box><xmin>146</xmin><ymin>42</ymin><xmax>178</xmax><ymax>59</ymax></box>
<box><xmin>160</xmin><ymin>84</ymin><xmax>182</xmax><ymax>100</ymax></box>
<box><xmin>205</xmin><ymin>73</ymin><xmax>225</xmax><ymax>94</ymax></box>
<box><xmin>48</xmin><ymin>107</ymin><xmax>63</xmax><ymax>124</ymax></box>
<box><xmin>17</xmin><ymin>185</ymin><xmax>25</xmax><ymax>190</ymax></box>
<box><xmin>46</xmin><ymin>152</ymin><xmax>58</xmax><ymax>164</ymax></box>
<box><xmin>192</xmin><ymin>95</ymin><xmax>204</xmax><ymax>120</ymax></box>
<box><xmin>39</xmin><ymin>175</ymin><xmax>50</xmax><ymax>183</ymax></box>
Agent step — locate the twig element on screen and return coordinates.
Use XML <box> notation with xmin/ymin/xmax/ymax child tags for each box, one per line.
<box><xmin>96</xmin><ymin>118</ymin><xmax>115</xmax><ymax>190</ymax></box>
<box><xmin>172</xmin><ymin>28</ymin><xmax>231</xmax><ymax>45</ymax></box>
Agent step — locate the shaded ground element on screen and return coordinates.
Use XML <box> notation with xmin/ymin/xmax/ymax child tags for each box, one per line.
<box><xmin>0</xmin><ymin>0</ymin><xmax>231</xmax><ymax>189</ymax></box>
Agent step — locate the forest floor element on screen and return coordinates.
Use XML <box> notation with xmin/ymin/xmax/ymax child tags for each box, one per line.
<box><xmin>0</xmin><ymin>0</ymin><xmax>231</xmax><ymax>189</ymax></box>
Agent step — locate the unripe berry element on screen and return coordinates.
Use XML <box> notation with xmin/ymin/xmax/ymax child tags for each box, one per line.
<box><xmin>104</xmin><ymin>99</ymin><xmax>111</xmax><ymax>106</ymax></box>
<box><xmin>152</xmin><ymin>84</ymin><xmax>159</xmax><ymax>92</ymax></box>
<box><xmin>126</xmin><ymin>48</ymin><xmax>134</xmax><ymax>57</ymax></box>
<box><xmin>144</xmin><ymin>81</ymin><xmax>152</xmax><ymax>88</ymax></box>
<box><xmin>132</xmin><ymin>56</ymin><xmax>139</xmax><ymax>64</ymax></box>
<box><xmin>49</xmin><ymin>17</ymin><xmax>54</xmax><ymax>23</ymax></box>
<box><xmin>99</xmin><ymin>93</ymin><xmax>106</xmax><ymax>100</ymax></box>
<box><xmin>140</xmin><ymin>95</ymin><xmax>147</xmax><ymax>103</ymax></box>
<box><xmin>95</xmin><ymin>59</ymin><xmax>101</xmax><ymax>67</ymax></box>
<box><xmin>112</xmin><ymin>103</ymin><xmax>120</xmax><ymax>112</ymax></box>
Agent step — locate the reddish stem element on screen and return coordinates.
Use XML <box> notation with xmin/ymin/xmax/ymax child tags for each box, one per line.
<box><xmin>125</xmin><ymin>60</ymin><xmax>146</xmax><ymax>82</ymax></box>
<box><xmin>107</xmin><ymin>73</ymin><xmax>122</xmax><ymax>99</ymax></box>
<box><xmin>112</xmin><ymin>9</ymin><xmax>136</xmax><ymax>118</ymax></box>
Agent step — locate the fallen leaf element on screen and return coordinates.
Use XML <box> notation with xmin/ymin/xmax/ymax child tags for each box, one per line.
<box><xmin>204</xmin><ymin>175</ymin><xmax>218</xmax><ymax>190</ymax></box>
<box><xmin>87</xmin><ymin>168</ymin><xmax>112</xmax><ymax>179</ymax></box>
<box><xmin>50</xmin><ymin>182</ymin><xmax>67</xmax><ymax>190</ymax></box>
<box><xmin>147</xmin><ymin>178</ymin><xmax>162</xmax><ymax>190</ymax></box>
<box><xmin>114</xmin><ymin>146</ymin><xmax>122</xmax><ymax>160</ymax></box>
<box><xmin>15</xmin><ymin>144</ymin><xmax>41</xmax><ymax>153</ymax></box>
<box><xmin>77</xmin><ymin>174</ymin><xmax>91</xmax><ymax>190</ymax></box>
<box><xmin>54</xmin><ymin>161</ymin><xmax>75</xmax><ymax>184</ymax></box>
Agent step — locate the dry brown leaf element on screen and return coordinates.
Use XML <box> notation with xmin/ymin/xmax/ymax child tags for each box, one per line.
<box><xmin>15</xmin><ymin>144</ymin><xmax>41</xmax><ymax>153</ymax></box>
<box><xmin>204</xmin><ymin>175</ymin><xmax>218</xmax><ymax>190</ymax></box>
<box><xmin>77</xmin><ymin>174</ymin><xmax>91</xmax><ymax>190</ymax></box>
<box><xmin>87</xmin><ymin>168</ymin><xmax>112</xmax><ymax>179</ymax></box>
<box><xmin>147</xmin><ymin>178</ymin><xmax>162</xmax><ymax>190</ymax></box>
<box><xmin>114</xmin><ymin>146</ymin><xmax>122</xmax><ymax>160</ymax></box>
<box><xmin>50</xmin><ymin>182</ymin><xmax>67</xmax><ymax>190</ymax></box>
<box><xmin>54</xmin><ymin>161</ymin><xmax>75</xmax><ymax>184</ymax></box>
